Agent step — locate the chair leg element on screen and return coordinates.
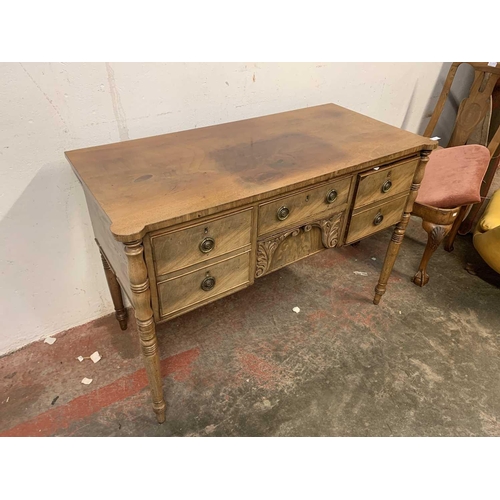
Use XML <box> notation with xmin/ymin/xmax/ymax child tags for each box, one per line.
<box><xmin>444</xmin><ymin>205</ymin><xmax>468</xmax><ymax>252</ymax></box>
<box><xmin>412</xmin><ymin>220</ymin><xmax>453</xmax><ymax>287</ymax></box>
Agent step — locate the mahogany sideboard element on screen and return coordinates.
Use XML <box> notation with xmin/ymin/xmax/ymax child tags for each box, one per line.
<box><xmin>66</xmin><ymin>104</ymin><xmax>437</xmax><ymax>423</ymax></box>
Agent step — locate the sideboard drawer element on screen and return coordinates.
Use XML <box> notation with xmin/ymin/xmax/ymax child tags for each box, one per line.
<box><xmin>151</xmin><ymin>208</ymin><xmax>252</xmax><ymax>277</ymax></box>
<box><xmin>258</xmin><ymin>176</ymin><xmax>352</xmax><ymax>236</ymax></box>
<box><xmin>157</xmin><ymin>251</ymin><xmax>251</xmax><ymax>318</ymax></box>
<box><xmin>354</xmin><ymin>157</ymin><xmax>418</xmax><ymax>209</ymax></box>
<box><xmin>346</xmin><ymin>195</ymin><xmax>407</xmax><ymax>244</ymax></box>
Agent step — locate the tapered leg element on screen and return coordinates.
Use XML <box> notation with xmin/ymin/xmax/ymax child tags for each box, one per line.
<box><xmin>125</xmin><ymin>240</ymin><xmax>166</xmax><ymax>424</ymax></box>
<box><xmin>412</xmin><ymin>221</ymin><xmax>453</xmax><ymax>286</ymax></box>
<box><xmin>99</xmin><ymin>250</ymin><xmax>128</xmax><ymax>330</ymax></box>
<box><xmin>444</xmin><ymin>205</ymin><xmax>468</xmax><ymax>252</ymax></box>
<box><xmin>373</xmin><ymin>213</ymin><xmax>411</xmax><ymax>304</ymax></box>
<box><xmin>373</xmin><ymin>149</ymin><xmax>432</xmax><ymax>304</ymax></box>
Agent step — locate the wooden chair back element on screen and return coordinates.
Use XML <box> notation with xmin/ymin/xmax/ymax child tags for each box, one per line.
<box><xmin>425</xmin><ymin>62</ymin><xmax>500</xmax><ymax>148</ymax></box>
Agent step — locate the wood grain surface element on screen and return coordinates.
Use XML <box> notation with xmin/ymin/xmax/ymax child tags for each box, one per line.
<box><xmin>152</xmin><ymin>208</ymin><xmax>252</xmax><ymax>277</ymax></box>
<box><xmin>157</xmin><ymin>250</ymin><xmax>251</xmax><ymax>318</ymax></box>
<box><xmin>66</xmin><ymin>103</ymin><xmax>435</xmax><ymax>242</ymax></box>
<box><xmin>257</xmin><ymin>176</ymin><xmax>351</xmax><ymax>236</ymax></box>
<box><xmin>346</xmin><ymin>194</ymin><xmax>407</xmax><ymax>244</ymax></box>
<box><xmin>354</xmin><ymin>158</ymin><xmax>418</xmax><ymax>208</ymax></box>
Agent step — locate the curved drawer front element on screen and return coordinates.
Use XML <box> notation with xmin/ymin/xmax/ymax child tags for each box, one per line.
<box><xmin>151</xmin><ymin>208</ymin><xmax>252</xmax><ymax>277</ymax></box>
<box><xmin>258</xmin><ymin>176</ymin><xmax>352</xmax><ymax>236</ymax></box>
<box><xmin>346</xmin><ymin>195</ymin><xmax>407</xmax><ymax>244</ymax></box>
<box><xmin>354</xmin><ymin>157</ymin><xmax>418</xmax><ymax>208</ymax></box>
<box><xmin>157</xmin><ymin>251</ymin><xmax>250</xmax><ymax>318</ymax></box>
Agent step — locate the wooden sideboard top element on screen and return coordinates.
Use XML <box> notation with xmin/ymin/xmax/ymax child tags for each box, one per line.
<box><xmin>65</xmin><ymin>103</ymin><xmax>435</xmax><ymax>241</ymax></box>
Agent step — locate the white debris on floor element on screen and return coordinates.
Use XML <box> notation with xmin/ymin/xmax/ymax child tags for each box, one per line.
<box><xmin>90</xmin><ymin>351</ymin><xmax>101</xmax><ymax>363</ymax></box>
<box><xmin>44</xmin><ymin>337</ymin><xmax>56</xmax><ymax>345</ymax></box>
<box><xmin>353</xmin><ymin>271</ymin><xmax>368</xmax><ymax>276</ymax></box>
<box><xmin>292</xmin><ymin>307</ymin><xmax>300</xmax><ymax>313</ymax></box>
<box><xmin>81</xmin><ymin>377</ymin><xmax>93</xmax><ymax>385</ymax></box>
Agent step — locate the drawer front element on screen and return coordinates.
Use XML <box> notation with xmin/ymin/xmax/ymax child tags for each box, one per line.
<box><xmin>152</xmin><ymin>209</ymin><xmax>252</xmax><ymax>277</ymax></box>
<box><xmin>258</xmin><ymin>176</ymin><xmax>352</xmax><ymax>236</ymax></box>
<box><xmin>346</xmin><ymin>195</ymin><xmax>407</xmax><ymax>244</ymax></box>
<box><xmin>157</xmin><ymin>251</ymin><xmax>250</xmax><ymax>318</ymax></box>
<box><xmin>354</xmin><ymin>158</ymin><xmax>418</xmax><ymax>208</ymax></box>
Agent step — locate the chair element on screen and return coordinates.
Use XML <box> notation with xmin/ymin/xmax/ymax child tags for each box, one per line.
<box><xmin>473</xmin><ymin>188</ymin><xmax>500</xmax><ymax>274</ymax></box>
<box><xmin>412</xmin><ymin>62</ymin><xmax>500</xmax><ymax>286</ymax></box>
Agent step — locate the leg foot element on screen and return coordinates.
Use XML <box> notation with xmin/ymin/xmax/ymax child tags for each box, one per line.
<box><xmin>412</xmin><ymin>221</ymin><xmax>452</xmax><ymax>287</ymax></box>
<box><xmin>154</xmin><ymin>403</ymin><xmax>166</xmax><ymax>424</ymax></box>
<box><xmin>412</xmin><ymin>269</ymin><xmax>429</xmax><ymax>287</ymax></box>
<box><xmin>137</xmin><ymin>318</ymin><xmax>166</xmax><ymax>424</ymax></box>
<box><xmin>116</xmin><ymin>310</ymin><xmax>128</xmax><ymax>331</ymax></box>
<box><xmin>100</xmin><ymin>249</ymin><xmax>128</xmax><ymax>331</ymax></box>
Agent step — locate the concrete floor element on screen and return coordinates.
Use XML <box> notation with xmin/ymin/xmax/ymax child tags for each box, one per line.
<box><xmin>1</xmin><ymin>216</ymin><xmax>500</xmax><ymax>437</ymax></box>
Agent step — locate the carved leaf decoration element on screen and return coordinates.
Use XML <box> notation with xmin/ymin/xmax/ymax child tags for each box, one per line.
<box><xmin>255</xmin><ymin>212</ymin><xmax>343</xmax><ymax>278</ymax></box>
<box><xmin>310</xmin><ymin>212</ymin><xmax>343</xmax><ymax>248</ymax></box>
<box><xmin>429</xmin><ymin>225</ymin><xmax>448</xmax><ymax>251</ymax></box>
<box><xmin>255</xmin><ymin>228</ymin><xmax>300</xmax><ymax>277</ymax></box>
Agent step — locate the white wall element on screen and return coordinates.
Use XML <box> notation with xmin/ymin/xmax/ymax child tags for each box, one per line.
<box><xmin>0</xmin><ymin>62</ymin><xmax>447</xmax><ymax>355</ymax></box>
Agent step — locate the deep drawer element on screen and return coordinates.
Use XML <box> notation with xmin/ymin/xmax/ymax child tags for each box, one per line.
<box><xmin>151</xmin><ymin>208</ymin><xmax>252</xmax><ymax>277</ymax></box>
<box><xmin>346</xmin><ymin>195</ymin><xmax>407</xmax><ymax>244</ymax></box>
<box><xmin>157</xmin><ymin>251</ymin><xmax>251</xmax><ymax>318</ymax></box>
<box><xmin>258</xmin><ymin>176</ymin><xmax>352</xmax><ymax>236</ymax></box>
<box><xmin>354</xmin><ymin>157</ymin><xmax>418</xmax><ymax>209</ymax></box>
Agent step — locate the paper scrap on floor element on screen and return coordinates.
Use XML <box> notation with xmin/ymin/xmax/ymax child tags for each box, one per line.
<box><xmin>90</xmin><ymin>351</ymin><xmax>101</xmax><ymax>363</ymax></box>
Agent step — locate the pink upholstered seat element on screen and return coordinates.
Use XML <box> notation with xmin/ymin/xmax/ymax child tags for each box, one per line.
<box><xmin>416</xmin><ymin>144</ymin><xmax>491</xmax><ymax>208</ymax></box>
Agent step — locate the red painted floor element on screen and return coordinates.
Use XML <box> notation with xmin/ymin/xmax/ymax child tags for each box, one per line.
<box><xmin>1</xmin><ymin>216</ymin><xmax>500</xmax><ymax>436</ymax></box>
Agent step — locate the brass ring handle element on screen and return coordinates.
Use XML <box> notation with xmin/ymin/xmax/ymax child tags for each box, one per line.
<box><xmin>201</xmin><ymin>275</ymin><xmax>216</xmax><ymax>291</ymax></box>
<box><xmin>199</xmin><ymin>237</ymin><xmax>215</xmax><ymax>254</ymax></box>
<box><xmin>373</xmin><ymin>213</ymin><xmax>384</xmax><ymax>226</ymax></box>
<box><xmin>326</xmin><ymin>189</ymin><xmax>338</xmax><ymax>204</ymax></box>
<box><xmin>381</xmin><ymin>179</ymin><xmax>392</xmax><ymax>193</ymax></box>
<box><xmin>277</xmin><ymin>206</ymin><xmax>290</xmax><ymax>221</ymax></box>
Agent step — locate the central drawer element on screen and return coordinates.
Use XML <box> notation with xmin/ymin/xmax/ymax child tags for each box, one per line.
<box><xmin>258</xmin><ymin>176</ymin><xmax>352</xmax><ymax>236</ymax></box>
<box><xmin>151</xmin><ymin>208</ymin><xmax>252</xmax><ymax>277</ymax></box>
<box><xmin>157</xmin><ymin>251</ymin><xmax>251</xmax><ymax>318</ymax></box>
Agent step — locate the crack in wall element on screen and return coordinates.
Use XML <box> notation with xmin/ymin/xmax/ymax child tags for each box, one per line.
<box><xmin>105</xmin><ymin>63</ymin><xmax>130</xmax><ymax>141</ymax></box>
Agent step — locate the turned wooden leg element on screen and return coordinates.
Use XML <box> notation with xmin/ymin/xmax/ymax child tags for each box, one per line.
<box><xmin>99</xmin><ymin>249</ymin><xmax>128</xmax><ymax>331</ymax></box>
<box><xmin>444</xmin><ymin>205</ymin><xmax>468</xmax><ymax>252</ymax></box>
<box><xmin>373</xmin><ymin>214</ymin><xmax>411</xmax><ymax>304</ymax></box>
<box><xmin>373</xmin><ymin>149</ymin><xmax>432</xmax><ymax>304</ymax></box>
<box><xmin>125</xmin><ymin>240</ymin><xmax>166</xmax><ymax>424</ymax></box>
<box><xmin>412</xmin><ymin>221</ymin><xmax>453</xmax><ymax>286</ymax></box>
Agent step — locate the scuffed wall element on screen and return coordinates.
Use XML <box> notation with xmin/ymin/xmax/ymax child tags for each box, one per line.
<box><xmin>0</xmin><ymin>62</ymin><xmax>447</xmax><ymax>355</ymax></box>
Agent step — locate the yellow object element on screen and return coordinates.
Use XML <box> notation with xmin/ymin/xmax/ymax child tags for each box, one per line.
<box><xmin>473</xmin><ymin>189</ymin><xmax>500</xmax><ymax>274</ymax></box>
